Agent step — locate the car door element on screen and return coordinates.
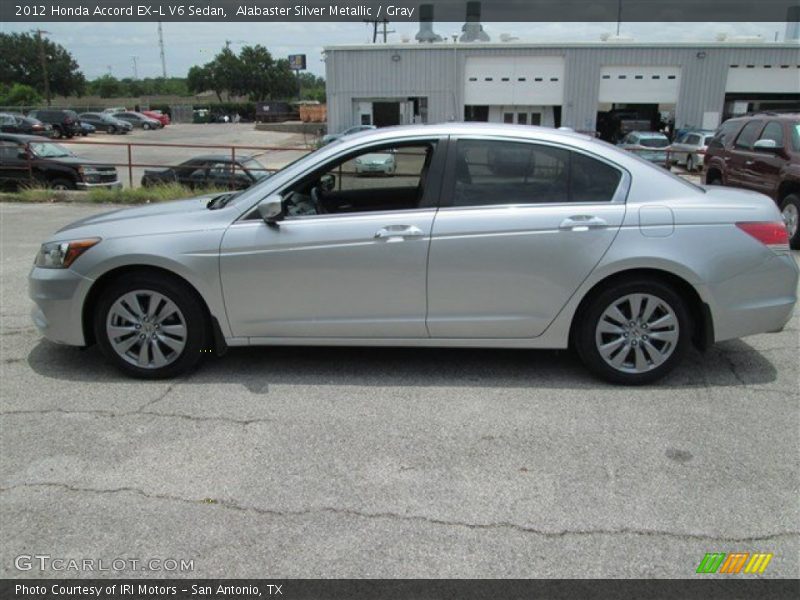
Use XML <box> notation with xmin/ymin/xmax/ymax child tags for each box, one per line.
<box><xmin>728</xmin><ymin>120</ymin><xmax>763</xmax><ymax>189</ymax></box>
<box><xmin>426</xmin><ymin>136</ymin><xmax>628</xmax><ymax>338</ymax></box>
<box><xmin>0</xmin><ymin>140</ymin><xmax>32</xmax><ymax>189</ymax></box>
<box><xmin>748</xmin><ymin>121</ymin><xmax>786</xmax><ymax>198</ymax></box>
<box><xmin>220</xmin><ymin>138</ymin><xmax>445</xmax><ymax>339</ymax></box>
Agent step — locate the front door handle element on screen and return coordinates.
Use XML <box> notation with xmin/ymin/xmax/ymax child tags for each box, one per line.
<box><xmin>374</xmin><ymin>225</ymin><xmax>425</xmax><ymax>240</ymax></box>
<box><xmin>559</xmin><ymin>215</ymin><xmax>608</xmax><ymax>231</ymax></box>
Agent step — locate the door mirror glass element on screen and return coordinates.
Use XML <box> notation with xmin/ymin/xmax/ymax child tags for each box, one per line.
<box><xmin>257</xmin><ymin>196</ymin><xmax>284</xmax><ymax>223</ymax></box>
<box><xmin>753</xmin><ymin>139</ymin><xmax>779</xmax><ymax>152</ymax></box>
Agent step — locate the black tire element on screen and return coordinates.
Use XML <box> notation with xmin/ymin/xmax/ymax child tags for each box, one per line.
<box><xmin>49</xmin><ymin>178</ymin><xmax>76</xmax><ymax>191</ymax></box>
<box><xmin>780</xmin><ymin>193</ymin><xmax>800</xmax><ymax>250</ymax></box>
<box><xmin>142</xmin><ymin>123</ymin><xmax>151</xmax><ymax>130</ymax></box>
<box><xmin>107</xmin><ymin>125</ymin><xmax>116</xmax><ymax>134</ymax></box>
<box><xmin>94</xmin><ymin>272</ymin><xmax>209</xmax><ymax>379</ymax></box>
<box><xmin>52</xmin><ymin>127</ymin><xmax>63</xmax><ymax>139</ymax></box>
<box><xmin>574</xmin><ymin>279</ymin><xmax>692</xmax><ymax>385</ymax></box>
<box><xmin>686</xmin><ymin>155</ymin><xmax>695</xmax><ymax>172</ymax></box>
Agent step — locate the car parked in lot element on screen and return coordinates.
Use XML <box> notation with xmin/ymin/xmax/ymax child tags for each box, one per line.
<box><xmin>27</xmin><ymin>124</ymin><xmax>797</xmax><ymax>383</ymax></box>
<box><xmin>0</xmin><ymin>133</ymin><xmax>120</xmax><ymax>191</ymax></box>
<box><xmin>142</xmin><ymin>110</ymin><xmax>170</xmax><ymax>126</ymax></box>
<box><xmin>618</xmin><ymin>131</ymin><xmax>670</xmax><ymax>166</ymax></box>
<box><xmin>354</xmin><ymin>151</ymin><xmax>396</xmax><ymax>175</ymax></box>
<box><xmin>141</xmin><ymin>155</ymin><xmax>270</xmax><ymax>190</ymax></box>
<box><xmin>669</xmin><ymin>130</ymin><xmax>714</xmax><ymax>172</ymax></box>
<box><xmin>112</xmin><ymin>111</ymin><xmax>162</xmax><ymax>130</ymax></box>
<box><xmin>78</xmin><ymin>112</ymin><xmax>133</xmax><ymax>134</ymax></box>
<box><xmin>705</xmin><ymin>113</ymin><xmax>800</xmax><ymax>248</ymax></box>
<box><xmin>0</xmin><ymin>113</ymin><xmax>53</xmax><ymax>137</ymax></box>
<box><xmin>79</xmin><ymin>121</ymin><xmax>95</xmax><ymax>136</ymax></box>
<box><xmin>26</xmin><ymin>109</ymin><xmax>81</xmax><ymax>139</ymax></box>
<box><xmin>321</xmin><ymin>124</ymin><xmax>376</xmax><ymax>145</ymax></box>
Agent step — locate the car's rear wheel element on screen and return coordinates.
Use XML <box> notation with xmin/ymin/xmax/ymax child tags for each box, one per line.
<box><xmin>52</xmin><ymin>127</ymin><xmax>62</xmax><ymax>139</ymax></box>
<box><xmin>107</xmin><ymin>125</ymin><xmax>117</xmax><ymax>134</ymax></box>
<box><xmin>779</xmin><ymin>193</ymin><xmax>800</xmax><ymax>249</ymax></box>
<box><xmin>686</xmin><ymin>155</ymin><xmax>695</xmax><ymax>172</ymax></box>
<box><xmin>706</xmin><ymin>170</ymin><xmax>722</xmax><ymax>185</ymax></box>
<box><xmin>142</xmin><ymin>123</ymin><xmax>151</xmax><ymax>130</ymax></box>
<box><xmin>575</xmin><ymin>280</ymin><xmax>691</xmax><ymax>385</ymax></box>
<box><xmin>94</xmin><ymin>273</ymin><xmax>208</xmax><ymax>379</ymax></box>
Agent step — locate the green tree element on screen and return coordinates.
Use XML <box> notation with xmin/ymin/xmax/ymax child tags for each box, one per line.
<box><xmin>88</xmin><ymin>75</ymin><xmax>123</xmax><ymax>98</ymax></box>
<box><xmin>0</xmin><ymin>83</ymin><xmax>42</xmax><ymax>107</ymax></box>
<box><xmin>0</xmin><ymin>32</ymin><xmax>85</xmax><ymax>101</ymax></box>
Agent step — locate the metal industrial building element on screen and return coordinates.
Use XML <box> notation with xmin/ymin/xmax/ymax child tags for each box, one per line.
<box><xmin>324</xmin><ymin>39</ymin><xmax>800</xmax><ymax>138</ymax></box>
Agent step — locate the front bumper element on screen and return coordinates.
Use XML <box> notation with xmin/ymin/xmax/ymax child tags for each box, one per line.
<box><xmin>29</xmin><ymin>266</ymin><xmax>93</xmax><ymax>346</ymax></box>
<box><xmin>76</xmin><ymin>180</ymin><xmax>122</xmax><ymax>190</ymax></box>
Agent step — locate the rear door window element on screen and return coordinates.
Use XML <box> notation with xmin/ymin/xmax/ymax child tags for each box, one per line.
<box><xmin>758</xmin><ymin>122</ymin><xmax>784</xmax><ymax>148</ymax></box>
<box><xmin>734</xmin><ymin>121</ymin><xmax>763</xmax><ymax>150</ymax></box>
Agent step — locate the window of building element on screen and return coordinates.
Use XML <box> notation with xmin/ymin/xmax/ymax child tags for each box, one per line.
<box><xmin>503</xmin><ymin>113</ymin><xmax>514</xmax><ymax>124</ymax></box>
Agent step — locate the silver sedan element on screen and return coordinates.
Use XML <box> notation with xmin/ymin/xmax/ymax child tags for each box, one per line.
<box><xmin>28</xmin><ymin>123</ymin><xmax>798</xmax><ymax>384</ymax></box>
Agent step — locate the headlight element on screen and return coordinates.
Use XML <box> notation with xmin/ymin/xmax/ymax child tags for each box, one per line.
<box><xmin>34</xmin><ymin>238</ymin><xmax>101</xmax><ymax>268</ymax></box>
<box><xmin>78</xmin><ymin>166</ymin><xmax>105</xmax><ymax>182</ymax></box>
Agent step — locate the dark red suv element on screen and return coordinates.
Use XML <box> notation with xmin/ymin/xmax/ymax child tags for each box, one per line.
<box><xmin>705</xmin><ymin>113</ymin><xmax>800</xmax><ymax>248</ymax></box>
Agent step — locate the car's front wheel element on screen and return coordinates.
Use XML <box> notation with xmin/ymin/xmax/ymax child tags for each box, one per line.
<box><xmin>780</xmin><ymin>193</ymin><xmax>800</xmax><ymax>250</ymax></box>
<box><xmin>94</xmin><ymin>273</ymin><xmax>208</xmax><ymax>378</ymax></box>
<box><xmin>575</xmin><ymin>280</ymin><xmax>691</xmax><ymax>385</ymax></box>
<box><xmin>107</xmin><ymin>125</ymin><xmax>117</xmax><ymax>134</ymax></box>
<box><xmin>142</xmin><ymin>123</ymin><xmax>151</xmax><ymax>130</ymax></box>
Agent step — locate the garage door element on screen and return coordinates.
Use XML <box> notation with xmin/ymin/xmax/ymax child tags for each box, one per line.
<box><xmin>598</xmin><ymin>66</ymin><xmax>681</xmax><ymax>103</ymax></box>
<box><xmin>725</xmin><ymin>64</ymin><xmax>800</xmax><ymax>93</ymax></box>
<box><xmin>464</xmin><ymin>56</ymin><xmax>565</xmax><ymax>105</ymax></box>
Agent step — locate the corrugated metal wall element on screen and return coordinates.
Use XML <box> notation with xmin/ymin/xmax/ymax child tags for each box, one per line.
<box><xmin>326</xmin><ymin>44</ymin><xmax>799</xmax><ymax>133</ymax></box>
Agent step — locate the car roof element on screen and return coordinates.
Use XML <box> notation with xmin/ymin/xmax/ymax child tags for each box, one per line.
<box><xmin>631</xmin><ymin>131</ymin><xmax>667</xmax><ymax>137</ymax></box>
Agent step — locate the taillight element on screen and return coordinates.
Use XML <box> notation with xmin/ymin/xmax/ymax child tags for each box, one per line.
<box><xmin>736</xmin><ymin>221</ymin><xmax>790</xmax><ymax>252</ymax></box>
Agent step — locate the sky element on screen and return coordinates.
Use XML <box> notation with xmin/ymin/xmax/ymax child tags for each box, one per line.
<box><xmin>2</xmin><ymin>21</ymin><xmax>793</xmax><ymax>80</ymax></box>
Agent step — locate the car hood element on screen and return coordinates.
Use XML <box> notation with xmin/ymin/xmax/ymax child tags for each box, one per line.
<box><xmin>54</xmin><ymin>195</ymin><xmax>226</xmax><ymax>240</ymax></box>
<box><xmin>45</xmin><ymin>155</ymin><xmax>115</xmax><ymax>169</ymax></box>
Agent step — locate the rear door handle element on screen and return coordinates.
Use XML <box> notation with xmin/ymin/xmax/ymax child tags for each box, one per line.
<box><xmin>559</xmin><ymin>215</ymin><xmax>608</xmax><ymax>231</ymax></box>
<box><xmin>374</xmin><ymin>225</ymin><xmax>425</xmax><ymax>240</ymax></box>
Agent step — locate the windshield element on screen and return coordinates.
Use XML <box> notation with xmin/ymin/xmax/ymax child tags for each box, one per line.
<box><xmin>242</xmin><ymin>158</ymin><xmax>270</xmax><ymax>180</ymax></box>
<box><xmin>30</xmin><ymin>142</ymin><xmax>72</xmax><ymax>158</ymax></box>
<box><xmin>639</xmin><ymin>137</ymin><xmax>669</xmax><ymax>148</ymax></box>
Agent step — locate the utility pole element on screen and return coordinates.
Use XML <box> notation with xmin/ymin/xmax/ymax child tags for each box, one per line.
<box><xmin>616</xmin><ymin>0</ymin><xmax>623</xmax><ymax>36</ymax></box>
<box><xmin>157</xmin><ymin>21</ymin><xmax>167</xmax><ymax>78</ymax></box>
<box><xmin>131</xmin><ymin>55</ymin><xmax>139</xmax><ymax>79</ymax></box>
<box><xmin>363</xmin><ymin>18</ymin><xmax>394</xmax><ymax>43</ymax></box>
<box><xmin>34</xmin><ymin>29</ymin><xmax>51</xmax><ymax>106</ymax></box>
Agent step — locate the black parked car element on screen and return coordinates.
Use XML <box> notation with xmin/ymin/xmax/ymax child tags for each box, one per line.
<box><xmin>141</xmin><ymin>155</ymin><xmax>270</xmax><ymax>190</ymax></box>
<box><xmin>0</xmin><ymin>113</ymin><xmax>53</xmax><ymax>137</ymax></box>
<box><xmin>113</xmin><ymin>111</ymin><xmax>162</xmax><ymax>130</ymax></box>
<box><xmin>26</xmin><ymin>109</ymin><xmax>81</xmax><ymax>139</ymax></box>
<box><xmin>78</xmin><ymin>112</ymin><xmax>133</xmax><ymax>134</ymax></box>
<box><xmin>0</xmin><ymin>133</ymin><xmax>121</xmax><ymax>191</ymax></box>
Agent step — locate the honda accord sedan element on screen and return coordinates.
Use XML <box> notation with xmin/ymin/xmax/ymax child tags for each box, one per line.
<box><xmin>28</xmin><ymin>124</ymin><xmax>798</xmax><ymax>384</ymax></box>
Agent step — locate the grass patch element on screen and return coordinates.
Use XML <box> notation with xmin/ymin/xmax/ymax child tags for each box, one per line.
<box><xmin>0</xmin><ymin>183</ymin><xmax>228</xmax><ymax>205</ymax></box>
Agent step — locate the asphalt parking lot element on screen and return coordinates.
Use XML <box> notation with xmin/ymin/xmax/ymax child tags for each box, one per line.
<box><xmin>59</xmin><ymin>123</ymin><xmax>311</xmax><ymax>188</ymax></box>
<box><xmin>0</xmin><ymin>202</ymin><xmax>798</xmax><ymax>578</ymax></box>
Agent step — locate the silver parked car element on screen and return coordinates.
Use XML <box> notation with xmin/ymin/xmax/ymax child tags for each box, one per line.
<box><xmin>618</xmin><ymin>131</ymin><xmax>670</xmax><ymax>166</ymax></box>
<box><xmin>669</xmin><ymin>130</ymin><xmax>715</xmax><ymax>172</ymax></box>
<box><xmin>28</xmin><ymin>124</ymin><xmax>798</xmax><ymax>384</ymax></box>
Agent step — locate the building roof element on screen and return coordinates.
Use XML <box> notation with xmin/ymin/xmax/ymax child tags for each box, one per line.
<box><xmin>325</xmin><ymin>41</ymin><xmax>800</xmax><ymax>51</ymax></box>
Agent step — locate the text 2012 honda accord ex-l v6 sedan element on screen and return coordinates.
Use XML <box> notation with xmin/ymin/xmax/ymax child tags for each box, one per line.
<box><xmin>28</xmin><ymin>124</ymin><xmax>798</xmax><ymax>384</ymax></box>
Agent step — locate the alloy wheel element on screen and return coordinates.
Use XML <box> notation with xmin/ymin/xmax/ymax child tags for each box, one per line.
<box><xmin>106</xmin><ymin>290</ymin><xmax>187</xmax><ymax>369</ymax></box>
<box><xmin>594</xmin><ymin>293</ymin><xmax>679</xmax><ymax>374</ymax></box>
<box><xmin>782</xmin><ymin>203</ymin><xmax>799</xmax><ymax>239</ymax></box>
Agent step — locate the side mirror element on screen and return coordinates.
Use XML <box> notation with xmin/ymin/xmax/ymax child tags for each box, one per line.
<box><xmin>753</xmin><ymin>139</ymin><xmax>780</xmax><ymax>153</ymax></box>
<box><xmin>257</xmin><ymin>196</ymin><xmax>284</xmax><ymax>224</ymax></box>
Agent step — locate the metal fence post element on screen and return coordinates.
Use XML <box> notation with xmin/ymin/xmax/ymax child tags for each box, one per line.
<box><xmin>127</xmin><ymin>144</ymin><xmax>133</xmax><ymax>188</ymax></box>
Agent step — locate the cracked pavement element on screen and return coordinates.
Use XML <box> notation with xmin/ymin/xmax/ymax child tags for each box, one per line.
<box><xmin>1</xmin><ymin>203</ymin><xmax>799</xmax><ymax>578</ymax></box>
